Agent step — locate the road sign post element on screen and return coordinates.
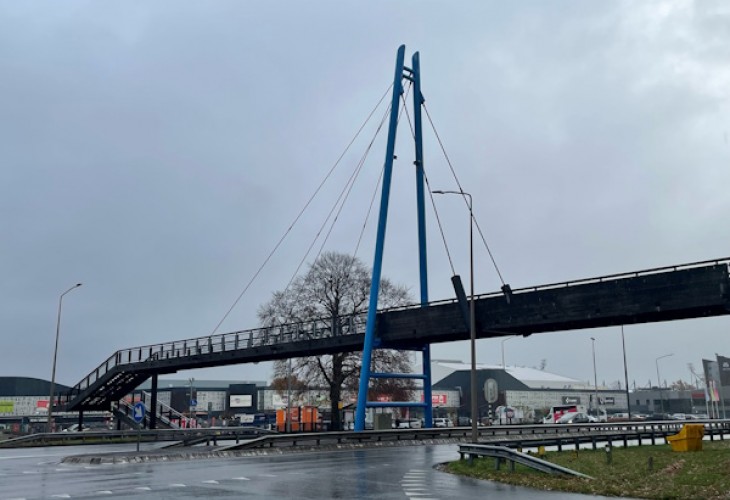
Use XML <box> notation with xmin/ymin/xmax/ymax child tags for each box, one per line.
<box><xmin>133</xmin><ymin>402</ymin><xmax>146</xmax><ymax>452</ymax></box>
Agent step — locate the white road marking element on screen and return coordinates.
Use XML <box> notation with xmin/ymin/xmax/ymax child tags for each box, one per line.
<box><xmin>259</xmin><ymin>474</ymin><xmax>277</xmax><ymax>477</ymax></box>
<box><xmin>402</xmin><ymin>469</ymin><xmax>437</xmax><ymax>500</ymax></box>
<box><xmin>202</xmin><ymin>480</ymin><xmax>219</xmax><ymax>484</ymax></box>
<box><xmin>233</xmin><ymin>477</ymin><xmax>250</xmax><ymax>480</ymax></box>
<box><xmin>95</xmin><ymin>491</ymin><xmax>113</xmax><ymax>495</ymax></box>
<box><xmin>135</xmin><ymin>486</ymin><xmax>152</xmax><ymax>491</ymax></box>
<box><xmin>169</xmin><ymin>483</ymin><xmax>186</xmax><ymax>488</ymax></box>
<box><xmin>51</xmin><ymin>495</ymin><xmax>71</xmax><ymax>499</ymax></box>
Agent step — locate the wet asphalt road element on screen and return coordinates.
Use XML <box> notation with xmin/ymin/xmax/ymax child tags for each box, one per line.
<box><xmin>1</xmin><ymin>443</ymin><xmax>615</xmax><ymax>499</ymax></box>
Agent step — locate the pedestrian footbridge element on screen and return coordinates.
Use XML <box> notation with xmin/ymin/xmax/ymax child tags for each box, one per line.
<box><xmin>62</xmin><ymin>258</ymin><xmax>730</xmax><ymax>414</ymax></box>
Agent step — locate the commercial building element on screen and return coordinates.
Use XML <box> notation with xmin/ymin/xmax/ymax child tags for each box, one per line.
<box><xmin>430</xmin><ymin>360</ymin><xmax>628</xmax><ymax>421</ymax></box>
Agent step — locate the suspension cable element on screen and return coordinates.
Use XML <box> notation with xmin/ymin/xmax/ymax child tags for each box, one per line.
<box><xmin>284</xmin><ymin>106</ymin><xmax>390</xmax><ymax>292</ymax></box>
<box><xmin>210</xmin><ymin>84</ymin><xmax>394</xmax><ymax>335</ymax></box>
<box><xmin>316</xmin><ymin>101</ymin><xmax>393</xmax><ymax>259</ymax></box>
<box><xmin>353</xmin><ymin>83</ymin><xmax>413</xmax><ymax>256</ymax></box>
<box><xmin>284</xmin><ymin>87</ymin><xmax>406</xmax><ymax>291</ymax></box>
<box><xmin>353</xmin><ymin>165</ymin><xmax>383</xmax><ymax>258</ymax></box>
<box><xmin>423</xmin><ymin>103</ymin><xmax>507</xmax><ymax>286</ymax></box>
<box><xmin>400</xmin><ymin>94</ymin><xmax>456</xmax><ymax>275</ymax></box>
<box><xmin>424</xmin><ymin>171</ymin><xmax>457</xmax><ymax>275</ymax></box>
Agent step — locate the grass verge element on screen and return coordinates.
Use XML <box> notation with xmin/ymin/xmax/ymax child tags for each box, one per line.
<box><xmin>445</xmin><ymin>441</ymin><xmax>730</xmax><ymax>499</ymax></box>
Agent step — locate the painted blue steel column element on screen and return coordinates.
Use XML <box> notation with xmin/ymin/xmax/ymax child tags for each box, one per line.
<box><xmin>412</xmin><ymin>52</ymin><xmax>434</xmax><ymax>429</ymax></box>
<box><xmin>354</xmin><ymin>45</ymin><xmax>406</xmax><ymax>432</ymax></box>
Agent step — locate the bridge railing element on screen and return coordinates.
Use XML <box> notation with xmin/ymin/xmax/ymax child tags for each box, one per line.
<box><xmin>66</xmin><ymin>313</ymin><xmax>369</xmax><ymax>400</ymax></box>
<box><xmin>381</xmin><ymin>257</ymin><xmax>730</xmax><ymax>312</ymax></box>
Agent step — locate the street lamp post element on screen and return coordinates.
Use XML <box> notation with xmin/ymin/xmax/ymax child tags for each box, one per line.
<box><xmin>433</xmin><ymin>189</ymin><xmax>477</xmax><ymax>442</ymax></box>
<box><xmin>655</xmin><ymin>353</ymin><xmax>673</xmax><ymax>414</ymax></box>
<box><xmin>590</xmin><ymin>337</ymin><xmax>598</xmax><ymax>414</ymax></box>
<box><xmin>47</xmin><ymin>283</ymin><xmax>82</xmax><ymax>432</ymax></box>
<box><xmin>501</xmin><ymin>337</ymin><xmax>515</xmax><ymax>369</ymax></box>
<box><xmin>621</xmin><ymin>326</ymin><xmax>631</xmax><ymax>418</ymax></box>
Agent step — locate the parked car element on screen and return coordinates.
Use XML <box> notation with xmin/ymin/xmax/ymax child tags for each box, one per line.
<box><xmin>556</xmin><ymin>412</ymin><xmax>594</xmax><ymax>424</ymax></box>
<box><xmin>456</xmin><ymin>416</ymin><xmax>471</xmax><ymax>426</ymax></box>
<box><xmin>433</xmin><ymin>418</ymin><xmax>453</xmax><ymax>428</ymax></box>
<box><xmin>394</xmin><ymin>418</ymin><xmax>422</xmax><ymax>429</ymax></box>
<box><xmin>647</xmin><ymin>413</ymin><xmax>673</xmax><ymax>420</ymax></box>
<box><xmin>63</xmin><ymin>424</ymin><xmax>90</xmax><ymax>432</ymax></box>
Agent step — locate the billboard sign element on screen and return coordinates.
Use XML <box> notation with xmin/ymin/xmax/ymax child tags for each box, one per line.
<box><xmin>229</xmin><ymin>395</ymin><xmax>253</xmax><ymax>408</ymax></box>
<box><xmin>703</xmin><ymin>359</ymin><xmax>721</xmax><ymax>402</ymax></box>
<box><xmin>717</xmin><ymin>355</ymin><xmax>730</xmax><ymax>387</ymax></box>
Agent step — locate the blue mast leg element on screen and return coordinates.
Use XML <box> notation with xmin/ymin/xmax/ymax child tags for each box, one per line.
<box><xmin>412</xmin><ymin>51</ymin><xmax>434</xmax><ymax>428</ymax></box>
<box><xmin>354</xmin><ymin>45</ymin><xmax>406</xmax><ymax>432</ymax></box>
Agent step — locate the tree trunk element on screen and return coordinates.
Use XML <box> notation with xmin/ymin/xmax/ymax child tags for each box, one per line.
<box><xmin>329</xmin><ymin>352</ymin><xmax>344</xmax><ymax>430</ymax></box>
<box><xmin>329</xmin><ymin>383</ymin><xmax>342</xmax><ymax>431</ymax></box>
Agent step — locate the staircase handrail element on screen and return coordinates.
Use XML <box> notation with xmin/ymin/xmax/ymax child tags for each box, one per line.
<box><xmin>64</xmin><ymin>313</ymin><xmax>368</xmax><ymax>404</ymax></box>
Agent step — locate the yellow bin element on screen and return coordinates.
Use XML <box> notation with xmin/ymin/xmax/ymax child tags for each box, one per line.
<box><xmin>666</xmin><ymin>424</ymin><xmax>704</xmax><ymax>452</ymax></box>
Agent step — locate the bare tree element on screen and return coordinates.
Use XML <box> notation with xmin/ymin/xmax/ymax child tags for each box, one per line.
<box><xmin>258</xmin><ymin>251</ymin><xmax>415</xmax><ymax>430</ymax></box>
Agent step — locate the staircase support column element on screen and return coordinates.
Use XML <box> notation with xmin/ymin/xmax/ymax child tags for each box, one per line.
<box><xmin>78</xmin><ymin>410</ymin><xmax>83</xmax><ymax>429</ymax></box>
<box><xmin>150</xmin><ymin>374</ymin><xmax>158</xmax><ymax>430</ymax></box>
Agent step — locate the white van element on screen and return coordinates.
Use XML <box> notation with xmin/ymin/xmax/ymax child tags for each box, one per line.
<box><xmin>542</xmin><ymin>405</ymin><xmax>580</xmax><ymax>424</ymax></box>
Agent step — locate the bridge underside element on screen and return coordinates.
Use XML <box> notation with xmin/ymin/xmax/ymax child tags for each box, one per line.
<box><xmin>65</xmin><ymin>262</ymin><xmax>730</xmax><ymax>411</ymax></box>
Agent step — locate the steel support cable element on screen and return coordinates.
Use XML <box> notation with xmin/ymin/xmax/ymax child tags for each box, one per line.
<box><xmin>284</xmin><ymin>99</ymin><xmax>397</xmax><ymax>293</ymax></box>
<box><xmin>350</xmin><ymin>82</ymin><xmax>416</xmax><ymax>260</ymax></box>
<box><xmin>315</xmin><ymin>90</ymin><xmax>399</xmax><ymax>261</ymax></box>
<box><xmin>400</xmin><ymin>96</ymin><xmax>456</xmax><ymax>276</ymax></box>
<box><xmin>352</xmin><ymin>83</ymin><xmax>413</xmax><ymax>260</ymax></box>
<box><xmin>353</xmin><ymin>165</ymin><xmax>384</xmax><ymax>258</ymax></box>
<box><xmin>423</xmin><ymin>104</ymin><xmax>506</xmax><ymax>286</ymax></box>
<box><xmin>210</xmin><ymin>84</ymin><xmax>394</xmax><ymax>335</ymax></box>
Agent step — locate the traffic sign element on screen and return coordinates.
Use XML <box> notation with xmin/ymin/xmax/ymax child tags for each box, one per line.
<box><xmin>132</xmin><ymin>402</ymin><xmax>146</xmax><ymax>423</ymax></box>
<box><xmin>190</xmin><ymin>399</ymin><xmax>198</xmax><ymax>407</ymax></box>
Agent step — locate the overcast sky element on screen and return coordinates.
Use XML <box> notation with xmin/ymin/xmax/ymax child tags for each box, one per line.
<box><xmin>2</xmin><ymin>1</ymin><xmax>729</xmax><ymax>392</ymax></box>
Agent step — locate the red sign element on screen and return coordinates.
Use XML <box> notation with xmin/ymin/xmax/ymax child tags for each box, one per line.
<box><xmin>36</xmin><ymin>400</ymin><xmax>49</xmax><ymax>409</ymax></box>
<box><xmin>420</xmin><ymin>394</ymin><xmax>448</xmax><ymax>405</ymax></box>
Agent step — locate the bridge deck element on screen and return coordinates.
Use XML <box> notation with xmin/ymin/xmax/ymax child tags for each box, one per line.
<box><xmin>63</xmin><ymin>259</ymin><xmax>730</xmax><ymax>411</ymax></box>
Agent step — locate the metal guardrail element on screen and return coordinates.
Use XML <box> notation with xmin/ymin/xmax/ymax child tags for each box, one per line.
<box><xmin>218</xmin><ymin>419</ymin><xmax>730</xmax><ymax>451</ymax></box>
<box><xmin>458</xmin><ymin>443</ymin><xmax>593</xmax><ymax>478</ymax></box>
<box><xmin>2</xmin><ymin>419</ymin><xmax>728</xmax><ymax>450</ymax></box>
<box><xmin>0</xmin><ymin>426</ymin><xmax>274</xmax><ymax>448</ymax></box>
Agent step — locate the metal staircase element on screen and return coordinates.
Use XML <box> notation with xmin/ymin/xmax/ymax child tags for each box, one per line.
<box><xmin>113</xmin><ymin>393</ymin><xmax>183</xmax><ymax>429</ymax></box>
<box><xmin>61</xmin><ymin>313</ymin><xmax>366</xmax><ymax>412</ymax></box>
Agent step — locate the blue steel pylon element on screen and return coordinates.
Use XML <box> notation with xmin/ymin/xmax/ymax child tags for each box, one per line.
<box><xmin>354</xmin><ymin>46</ymin><xmax>434</xmax><ymax>431</ymax></box>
